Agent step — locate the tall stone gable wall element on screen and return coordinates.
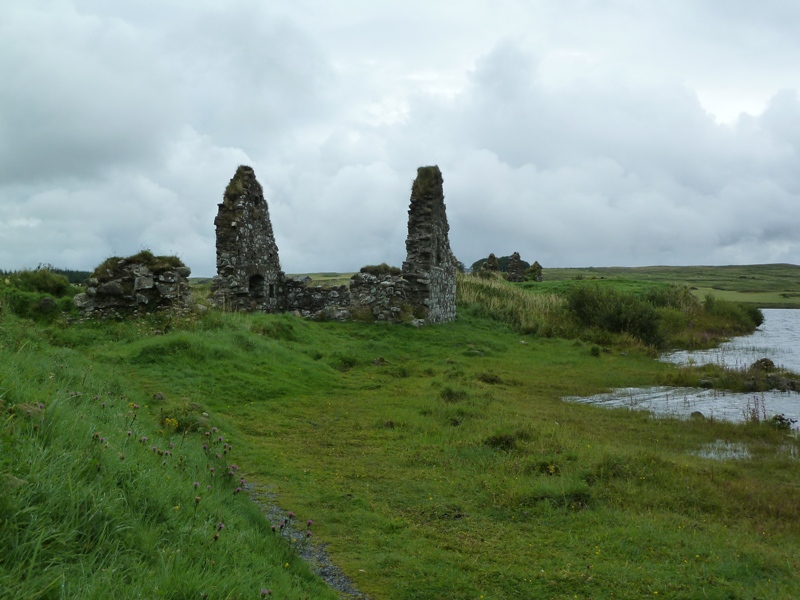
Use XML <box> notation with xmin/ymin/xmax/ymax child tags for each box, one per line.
<box><xmin>506</xmin><ymin>252</ymin><xmax>525</xmax><ymax>282</ymax></box>
<box><xmin>212</xmin><ymin>164</ymin><xmax>457</xmax><ymax>324</ymax></box>
<box><xmin>211</xmin><ymin>166</ymin><xmax>285</xmax><ymax>312</ymax></box>
<box><xmin>401</xmin><ymin>166</ymin><xmax>457</xmax><ymax>323</ymax></box>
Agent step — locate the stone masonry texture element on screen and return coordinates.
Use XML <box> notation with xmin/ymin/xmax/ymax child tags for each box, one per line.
<box><xmin>211</xmin><ymin>166</ymin><xmax>285</xmax><ymax>312</ymax></box>
<box><xmin>401</xmin><ymin>166</ymin><xmax>457</xmax><ymax>323</ymax></box>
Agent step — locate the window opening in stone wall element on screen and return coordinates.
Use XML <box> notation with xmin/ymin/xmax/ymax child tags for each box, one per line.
<box><xmin>269</xmin><ymin>284</ymin><xmax>275</xmax><ymax>298</ymax></box>
<box><xmin>249</xmin><ymin>274</ymin><xmax>265</xmax><ymax>298</ymax></box>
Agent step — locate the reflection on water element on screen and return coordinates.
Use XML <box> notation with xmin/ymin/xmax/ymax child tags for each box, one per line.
<box><xmin>563</xmin><ymin>309</ymin><xmax>800</xmax><ymax>428</ymax></box>
<box><xmin>697</xmin><ymin>441</ymin><xmax>751</xmax><ymax>460</ymax></box>
<box><xmin>661</xmin><ymin>309</ymin><xmax>800</xmax><ymax>373</ymax></box>
<box><xmin>562</xmin><ymin>386</ymin><xmax>800</xmax><ymax>426</ymax></box>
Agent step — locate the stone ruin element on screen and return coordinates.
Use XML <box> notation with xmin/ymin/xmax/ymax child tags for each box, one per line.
<box><xmin>74</xmin><ymin>252</ymin><xmax>192</xmax><ymax>319</ymax></box>
<box><xmin>210</xmin><ymin>166</ymin><xmax>285</xmax><ymax>312</ymax></box>
<box><xmin>482</xmin><ymin>253</ymin><xmax>500</xmax><ymax>272</ymax></box>
<box><xmin>401</xmin><ymin>166</ymin><xmax>457</xmax><ymax>323</ymax></box>
<box><xmin>506</xmin><ymin>252</ymin><xmax>525</xmax><ymax>282</ymax></box>
<box><xmin>210</xmin><ymin>164</ymin><xmax>457</xmax><ymax>324</ymax></box>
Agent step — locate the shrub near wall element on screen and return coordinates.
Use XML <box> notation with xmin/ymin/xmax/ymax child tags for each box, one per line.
<box><xmin>0</xmin><ymin>269</ymin><xmax>77</xmax><ymax>322</ymax></box>
<box><xmin>566</xmin><ymin>284</ymin><xmax>662</xmax><ymax>346</ymax></box>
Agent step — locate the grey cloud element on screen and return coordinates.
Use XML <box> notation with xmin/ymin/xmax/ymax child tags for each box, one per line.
<box><xmin>0</xmin><ymin>3</ymin><xmax>180</xmax><ymax>185</ymax></box>
<box><xmin>3</xmin><ymin>2</ymin><xmax>800</xmax><ymax>275</ymax></box>
<box><xmin>162</xmin><ymin>3</ymin><xmax>337</xmax><ymax>152</ymax></box>
<box><xmin>391</xmin><ymin>41</ymin><xmax>800</xmax><ymax>267</ymax></box>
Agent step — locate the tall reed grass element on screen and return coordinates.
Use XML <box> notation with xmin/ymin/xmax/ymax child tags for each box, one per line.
<box><xmin>456</xmin><ymin>273</ymin><xmax>566</xmax><ymax>335</ymax></box>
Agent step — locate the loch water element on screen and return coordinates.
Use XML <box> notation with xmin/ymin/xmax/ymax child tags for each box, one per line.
<box><xmin>661</xmin><ymin>309</ymin><xmax>800</xmax><ymax>373</ymax></box>
<box><xmin>564</xmin><ymin>309</ymin><xmax>800</xmax><ymax>427</ymax></box>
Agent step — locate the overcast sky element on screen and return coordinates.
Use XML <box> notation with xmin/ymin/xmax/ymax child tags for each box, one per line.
<box><xmin>3</xmin><ymin>0</ymin><xmax>800</xmax><ymax>276</ymax></box>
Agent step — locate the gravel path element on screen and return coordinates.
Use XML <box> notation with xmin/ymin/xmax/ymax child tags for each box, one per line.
<box><xmin>245</xmin><ymin>482</ymin><xmax>370</xmax><ymax>599</ymax></box>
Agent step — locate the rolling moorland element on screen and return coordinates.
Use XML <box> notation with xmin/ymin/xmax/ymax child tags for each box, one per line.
<box><xmin>2</xmin><ymin>263</ymin><xmax>800</xmax><ymax>599</ymax></box>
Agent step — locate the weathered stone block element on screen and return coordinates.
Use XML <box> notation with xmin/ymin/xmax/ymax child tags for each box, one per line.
<box><xmin>134</xmin><ymin>276</ymin><xmax>154</xmax><ymax>290</ymax></box>
<box><xmin>97</xmin><ymin>281</ymin><xmax>124</xmax><ymax>296</ymax></box>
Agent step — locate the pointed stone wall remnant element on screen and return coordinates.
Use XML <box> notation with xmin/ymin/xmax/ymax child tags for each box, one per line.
<box><xmin>211</xmin><ymin>166</ymin><xmax>285</xmax><ymax>312</ymax></box>
<box><xmin>402</xmin><ymin>166</ymin><xmax>457</xmax><ymax>323</ymax></box>
<box><xmin>482</xmin><ymin>253</ymin><xmax>500</xmax><ymax>272</ymax></box>
<box><xmin>506</xmin><ymin>252</ymin><xmax>525</xmax><ymax>282</ymax></box>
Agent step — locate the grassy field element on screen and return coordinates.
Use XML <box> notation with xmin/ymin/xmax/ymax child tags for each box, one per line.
<box><xmin>2</xmin><ymin>267</ymin><xmax>799</xmax><ymax>599</ymax></box>
<box><xmin>540</xmin><ymin>263</ymin><xmax>800</xmax><ymax>307</ymax></box>
<box><xmin>286</xmin><ymin>273</ymin><xmax>357</xmax><ymax>287</ymax></box>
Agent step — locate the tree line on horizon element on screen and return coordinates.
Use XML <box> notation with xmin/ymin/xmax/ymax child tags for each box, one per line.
<box><xmin>0</xmin><ymin>265</ymin><xmax>91</xmax><ymax>284</ymax></box>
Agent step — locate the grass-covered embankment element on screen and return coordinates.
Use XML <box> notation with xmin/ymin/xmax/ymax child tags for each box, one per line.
<box><xmin>2</xmin><ymin>269</ymin><xmax>799</xmax><ymax>598</ymax></box>
<box><xmin>0</xmin><ymin>314</ymin><xmax>337</xmax><ymax>599</ymax></box>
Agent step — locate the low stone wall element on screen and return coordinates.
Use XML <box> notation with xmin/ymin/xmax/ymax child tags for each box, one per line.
<box><xmin>276</xmin><ymin>273</ymin><xmax>422</xmax><ymax>324</ymax></box>
<box><xmin>348</xmin><ymin>272</ymin><xmax>415</xmax><ymax>323</ymax></box>
<box><xmin>284</xmin><ymin>280</ymin><xmax>350</xmax><ymax>320</ymax></box>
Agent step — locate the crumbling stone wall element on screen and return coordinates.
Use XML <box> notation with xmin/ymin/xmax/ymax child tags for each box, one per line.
<box><xmin>285</xmin><ymin>280</ymin><xmax>350</xmax><ymax>320</ymax></box>
<box><xmin>74</xmin><ymin>252</ymin><xmax>192</xmax><ymax>319</ymax></box>
<box><xmin>401</xmin><ymin>166</ymin><xmax>457</xmax><ymax>323</ymax></box>
<box><xmin>211</xmin><ymin>166</ymin><xmax>285</xmax><ymax>312</ymax></box>
<box><xmin>506</xmin><ymin>252</ymin><xmax>525</xmax><ymax>282</ymax></box>
<box><xmin>210</xmin><ymin>164</ymin><xmax>457</xmax><ymax>325</ymax></box>
<box><xmin>348</xmin><ymin>272</ymin><xmax>419</xmax><ymax>323</ymax></box>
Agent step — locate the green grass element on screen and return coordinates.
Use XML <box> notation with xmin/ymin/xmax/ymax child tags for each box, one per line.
<box><xmin>2</xmin><ymin>269</ymin><xmax>799</xmax><ymax>599</ymax></box>
<box><xmin>142</xmin><ymin>320</ymin><xmax>800</xmax><ymax>598</ymax></box>
<box><xmin>287</xmin><ymin>273</ymin><xmax>357</xmax><ymax>287</ymax></box>
<box><xmin>0</xmin><ymin>315</ymin><xmax>337</xmax><ymax>599</ymax></box>
<box><xmin>541</xmin><ymin>263</ymin><xmax>800</xmax><ymax>307</ymax></box>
